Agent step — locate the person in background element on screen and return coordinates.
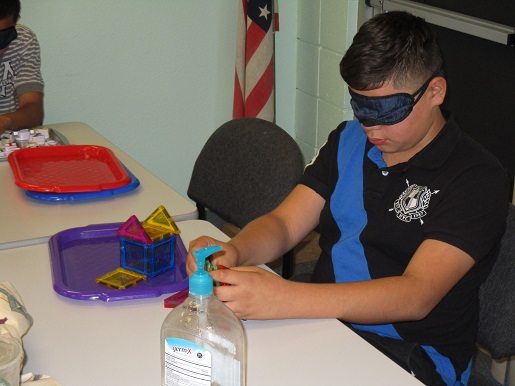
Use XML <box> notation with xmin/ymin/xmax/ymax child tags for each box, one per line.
<box><xmin>187</xmin><ymin>11</ymin><xmax>510</xmax><ymax>385</ymax></box>
<box><xmin>0</xmin><ymin>0</ymin><xmax>43</xmax><ymax>135</ymax></box>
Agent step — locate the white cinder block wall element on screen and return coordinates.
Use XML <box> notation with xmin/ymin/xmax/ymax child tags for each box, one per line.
<box><xmin>295</xmin><ymin>0</ymin><xmax>360</xmax><ymax>163</ymax></box>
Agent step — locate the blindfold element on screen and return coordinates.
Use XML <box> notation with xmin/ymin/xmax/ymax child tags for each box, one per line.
<box><xmin>349</xmin><ymin>75</ymin><xmax>435</xmax><ymax>127</ymax></box>
<box><xmin>0</xmin><ymin>27</ymin><xmax>18</xmax><ymax>50</ymax></box>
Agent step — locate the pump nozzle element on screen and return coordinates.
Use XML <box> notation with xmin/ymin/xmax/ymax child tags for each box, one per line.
<box><xmin>189</xmin><ymin>246</ymin><xmax>222</xmax><ymax>296</ymax></box>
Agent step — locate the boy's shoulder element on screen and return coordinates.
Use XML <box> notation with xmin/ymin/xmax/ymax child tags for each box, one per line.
<box><xmin>330</xmin><ymin>119</ymin><xmax>365</xmax><ymax>144</ymax></box>
<box><xmin>15</xmin><ymin>24</ymin><xmax>37</xmax><ymax>37</ymax></box>
<box><xmin>418</xmin><ymin>114</ymin><xmax>505</xmax><ymax>172</ymax></box>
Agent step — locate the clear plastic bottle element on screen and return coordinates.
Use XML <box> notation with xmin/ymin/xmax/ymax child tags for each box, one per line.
<box><xmin>161</xmin><ymin>246</ymin><xmax>247</xmax><ymax>386</ymax></box>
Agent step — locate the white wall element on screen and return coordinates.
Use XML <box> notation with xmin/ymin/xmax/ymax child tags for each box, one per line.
<box><xmin>295</xmin><ymin>0</ymin><xmax>359</xmax><ymax>162</ymax></box>
<box><xmin>19</xmin><ymin>0</ymin><xmax>298</xmax><ymax>198</ymax></box>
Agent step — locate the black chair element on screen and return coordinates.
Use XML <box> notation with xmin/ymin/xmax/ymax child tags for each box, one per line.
<box><xmin>187</xmin><ymin>118</ymin><xmax>304</xmax><ymax>278</ymax></box>
<box><xmin>470</xmin><ymin>203</ymin><xmax>515</xmax><ymax>386</ymax></box>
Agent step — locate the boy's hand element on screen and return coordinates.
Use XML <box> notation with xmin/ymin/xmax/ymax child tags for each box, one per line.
<box><xmin>210</xmin><ymin>266</ymin><xmax>291</xmax><ymax>320</ymax></box>
<box><xmin>186</xmin><ymin>236</ymin><xmax>239</xmax><ymax>276</ymax></box>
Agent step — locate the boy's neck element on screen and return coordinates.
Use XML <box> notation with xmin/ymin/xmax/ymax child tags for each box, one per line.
<box><xmin>383</xmin><ymin>109</ymin><xmax>447</xmax><ymax>167</ymax></box>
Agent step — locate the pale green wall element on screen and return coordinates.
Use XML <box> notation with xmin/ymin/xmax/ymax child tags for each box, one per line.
<box><xmin>18</xmin><ymin>0</ymin><xmax>357</xmax><ymax>198</ymax></box>
<box><xmin>18</xmin><ymin>0</ymin><xmax>298</xmax><ymax>198</ymax></box>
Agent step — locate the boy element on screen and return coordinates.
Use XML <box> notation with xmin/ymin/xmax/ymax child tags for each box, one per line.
<box><xmin>0</xmin><ymin>0</ymin><xmax>44</xmax><ymax>135</ymax></box>
<box><xmin>187</xmin><ymin>11</ymin><xmax>509</xmax><ymax>385</ymax></box>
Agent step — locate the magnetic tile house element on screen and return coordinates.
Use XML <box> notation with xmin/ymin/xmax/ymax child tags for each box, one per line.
<box><xmin>116</xmin><ymin>205</ymin><xmax>180</xmax><ymax>278</ymax></box>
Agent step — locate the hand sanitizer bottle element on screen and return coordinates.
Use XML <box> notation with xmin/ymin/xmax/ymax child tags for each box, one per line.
<box><xmin>161</xmin><ymin>246</ymin><xmax>247</xmax><ymax>386</ymax></box>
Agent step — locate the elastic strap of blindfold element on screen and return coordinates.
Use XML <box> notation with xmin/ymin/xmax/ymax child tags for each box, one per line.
<box><xmin>411</xmin><ymin>75</ymin><xmax>434</xmax><ymax>105</ymax></box>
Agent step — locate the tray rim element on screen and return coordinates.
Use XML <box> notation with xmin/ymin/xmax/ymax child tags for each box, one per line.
<box><xmin>25</xmin><ymin>164</ymin><xmax>140</xmax><ymax>201</ymax></box>
<box><xmin>48</xmin><ymin>222</ymin><xmax>188</xmax><ymax>302</ymax></box>
<box><xmin>8</xmin><ymin>145</ymin><xmax>131</xmax><ymax>193</ymax></box>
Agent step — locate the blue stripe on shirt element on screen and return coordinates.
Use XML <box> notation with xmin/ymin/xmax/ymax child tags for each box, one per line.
<box><xmin>330</xmin><ymin>121</ymin><xmax>471</xmax><ymax>385</ymax></box>
<box><xmin>330</xmin><ymin>120</ymin><xmax>400</xmax><ymax>339</ymax></box>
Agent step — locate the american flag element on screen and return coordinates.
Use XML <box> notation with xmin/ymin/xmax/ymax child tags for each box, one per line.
<box><xmin>233</xmin><ymin>0</ymin><xmax>278</xmax><ymax>122</ymax></box>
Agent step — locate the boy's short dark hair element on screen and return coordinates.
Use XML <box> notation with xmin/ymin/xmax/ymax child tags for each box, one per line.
<box><xmin>0</xmin><ymin>0</ymin><xmax>21</xmax><ymax>22</ymax></box>
<box><xmin>340</xmin><ymin>11</ymin><xmax>444</xmax><ymax>91</ymax></box>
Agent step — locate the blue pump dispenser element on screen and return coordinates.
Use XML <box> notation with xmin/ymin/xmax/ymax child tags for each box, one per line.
<box><xmin>189</xmin><ymin>246</ymin><xmax>222</xmax><ymax>296</ymax></box>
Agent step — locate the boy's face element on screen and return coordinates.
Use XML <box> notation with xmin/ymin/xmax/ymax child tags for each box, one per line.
<box><xmin>349</xmin><ymin>77</ymin><xmax>446</xmax><ymax>164</ymax></box>
<box><xmin>0</xmin><ymin>16</ymin><xmax>17</xmax><ymax>56</ymax></box>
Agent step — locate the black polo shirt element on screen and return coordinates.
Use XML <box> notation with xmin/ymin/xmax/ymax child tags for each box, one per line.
<box><xmin>300</xmin><ymin>115</ymin><xmax>509</xmax><ymax>382</ymax></box>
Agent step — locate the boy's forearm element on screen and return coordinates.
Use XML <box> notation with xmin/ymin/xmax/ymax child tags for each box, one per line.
<box><xmin>0</xmin><ymin>91</ymin><xmax>44</xmax><ymax>134</ymax></box>
<box><xmin>0</xmin><ymin>103</ymin><xmax>43</xmax><ymax>133</ymax></box>
<box><xmin>229</xmin><ymin>213</ymin><xmax>294</xmax><ymax>266</ymax></box>
<box><xmin>229</xmin><ymin>185</ymin><xmax>324</xmax><ymax>267</ymax></box>
<box><xmin>274</xmin><ymin>277</ymin><xmax>428</xmax><ymax>323</ymax></box>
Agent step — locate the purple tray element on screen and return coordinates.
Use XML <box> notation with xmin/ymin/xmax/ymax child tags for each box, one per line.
<box><xmin>48</xmin><ymin>223</ymin><xmax>188</xmax><ymax>301</ymax></box>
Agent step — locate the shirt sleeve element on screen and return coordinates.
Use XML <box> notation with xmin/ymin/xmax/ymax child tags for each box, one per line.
<box><xmin>423</xmin><ymin>154</ymin><xmax>510</xmax><ymax>262</ymax></box>
<box><xmin>14</xmin><ymin>27</ymin><xmax>44</xmax><ymax>96</ymax></box>
<box><xmin>300</xmin><ymin>121</ymin><xmax>347</xmax><ymax>200</ymax></box>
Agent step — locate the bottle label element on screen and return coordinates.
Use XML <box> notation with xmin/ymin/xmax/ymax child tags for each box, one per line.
<box><xmin>164</xmin><ymin>337</ymin><xmax>212</xmax><ymax>386</ymax></box>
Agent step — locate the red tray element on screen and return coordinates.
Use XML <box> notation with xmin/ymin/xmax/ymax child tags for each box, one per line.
<box><xmin>8</xmin><ymin>145</ymin><xmax>131</xmax><ymax>193</ymax></box>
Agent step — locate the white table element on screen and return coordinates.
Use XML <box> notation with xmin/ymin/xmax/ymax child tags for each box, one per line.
<box><xmin>0</xmin><ymin>220</ymin><xmax>422</xmax><ymax>386</ymax></box>
<box><xmin>0</xmin><ymin>122</ymin><xmax>197</xmax><ymax>250</ymax></box>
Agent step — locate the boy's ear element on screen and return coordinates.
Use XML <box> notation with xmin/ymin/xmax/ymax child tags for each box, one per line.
<box><xmin>429</xmin><ymin>77</ymin><xmax>446</xmax><ymax>106</ymax></box>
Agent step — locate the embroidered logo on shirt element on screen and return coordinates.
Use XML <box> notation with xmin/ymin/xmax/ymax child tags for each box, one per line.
<box><xmin>390</xmin><ymin>179</ymin><xmax>439</xmax><ymax>224</ymax></box>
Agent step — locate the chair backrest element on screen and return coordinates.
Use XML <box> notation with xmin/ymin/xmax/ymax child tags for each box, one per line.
<box><xmin>476</xmin><ymin>203</ymin><xmax>515</xmax><ymax>359</ymax></box>
<box><xmin>187</xmin><ymin>118</ymin><xmax>304</xmax><ymax>229</ymax></box>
